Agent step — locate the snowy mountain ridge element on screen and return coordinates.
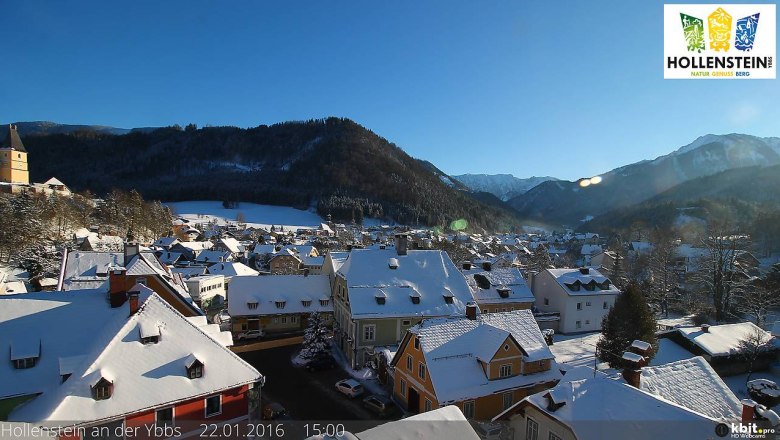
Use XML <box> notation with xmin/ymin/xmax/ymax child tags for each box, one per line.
<box><xmin>452</xmin><ymin>174</ymin><xmax>558</xmax><ymax>201</ymax></box>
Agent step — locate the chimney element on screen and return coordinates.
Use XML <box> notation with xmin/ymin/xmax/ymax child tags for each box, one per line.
<box><xmin>462</xmin><ymin>261</ymin><xmax>472</xmax><ymax>270</ymax></box>
<box><xmin>465</xmin><ymin>302</ymin><xmax>479</xmax><ymax>320</ymax></box>
<box><xmin>621</xmin><ymin>351</ymin><xmax>644</xmax><ymax>388</ymax></box>
<box><xmin>108</xmin><ymin>267</ymin><xmax>128</xmax><ymax>308</ymax></box>
<box><xmin>482</xmin><ymin>261</ymin><xmax>492</xmax><ymax>271</ymax></box>
<box><xmin>128</xmin><ymin>291</ymin><xmax>140</xmax><ymax>316</ymax></box>
<box><xmin>124</xmin><ymin>242</ymin><xmax>140</xmax><ymax>267</ymax></box>
<box><xmin>701</xmin><ymin>324</ymin><xmax>710</xmax><ymax>333</ymax></box>
<box><xmin>629</xmin><ymin>340</ymin><xmax>652</xmax><ymax>358</ymax></box>
<box><xmin>395</xmin><ymin>233</ymin><xmax>408</xmax><ymax>256</ymax></box>
<box><xmin>742</xmin><ymin>399</ymin><xmax>758</xmax><ymax>423</ymax></box>
<box><xmin>579</xmin><ymin>267</ymin><xmax>590</xmax><ymax>275</ymax></box>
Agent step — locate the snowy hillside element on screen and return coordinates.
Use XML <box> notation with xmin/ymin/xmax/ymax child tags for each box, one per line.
<box><xmin>452</xmin><ymin>174</ymin><xmax>558</xmax><ymax>201</ymax></box>
<box><xmin>166</xmin><ymin>201</ymin><xmax>324</xmax><ymax>230</ymax></box>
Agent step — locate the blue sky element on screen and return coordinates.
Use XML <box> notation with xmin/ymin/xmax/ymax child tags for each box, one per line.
<box><xmin>1</xmin><ymin>1</ymin><xmax>778</xmax><ymax>180</ymax></box>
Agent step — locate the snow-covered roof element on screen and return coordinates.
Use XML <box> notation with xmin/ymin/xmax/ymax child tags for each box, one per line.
<box><xmin>195</xmin><ymin>250</ymin><xmax>232</xmax><ymax>264</ymax></box>
<box><xmin>545</xmin><ymin>268</ymin><xmax>621</xmax><ymax>296</ymax></box>
<box><xmin>0</xmin><ymin>289</ymin><xmax>259</xmax><ymax>424</ymax></box>
<box><xmin>641</xmin><ymin>356</ymin><xmax>741</xmax><ymax>422</ymax></box>
<box><xmin>677</xmin><ymin>322</ymin><xmax>773</xmax><ymax>357</ymax></box>
<box><xmin>338</xmin><ymin>249</ymin><xmax>473</xmax><ymax>319</ymax></box>
<box><xmin>356</xmin><ymin>405</ymin><xmax>480</xmax><ymax>440</ymax></box>
<box><xmin>580</xmin><ymin>244</ymin><xmax>603</xmax><ymax>256</ymax></box>
<box><xmin>408</xmin><ymin>310</ymin><xmax>560</xmax><ymax>403</ymax></box>
<box><xmin>206</xmin><ymin>262</ymin><xmax>259</xmax><ymax>278</ymax></box>
<box><xmin>216</xmin><ymin>237</ymin><xmax>243</xmax><ymax>254</ymax></box>
<box><xmin>228</xmin><ymin>275</ymin><xmax>332</xmax><ymax>317</ymax></box>
<box><xmin>521</xmin><ymin>373</ymin><xmax>718</xmax><ymax>440</ymax></box>
<box><xmin>463</xmin><ymin>267</ymin><xmax>535</xmax><ymax>305</ymax></box>
<box><xmin>60</xmin><ymin>251</ymin><xmax>123</xmax><ymax>291</ymax></box>
<box><xmin>152</xmin><ymin>237</ymin><xmax>179</xmax><ymax>248</ymax></box>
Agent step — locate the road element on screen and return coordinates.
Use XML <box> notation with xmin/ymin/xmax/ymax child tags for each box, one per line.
<box><xmin>238</xmin><ymin>345</ymin><xmax>399</xmax><ymax>435</ymax></box>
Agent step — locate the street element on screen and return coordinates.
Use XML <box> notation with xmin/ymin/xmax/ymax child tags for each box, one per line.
<box><xmin>238</xmin><ymin>344</ymin><xmax>400</xmax><ymax>434</ymax></box>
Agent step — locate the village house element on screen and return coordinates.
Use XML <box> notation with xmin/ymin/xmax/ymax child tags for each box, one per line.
<box><xmin>496</xmin><ymin>355</ymin><xmax>742</xmax><ymax>440</ymax></box>
<box><xmin>227</xmin><ymin>275</ymin><xmax>333</xmax><ymax>336</ymax></box>
<box><xmin>462</xmin><ymin>266</ymin><xmax>535</xmax><ymax>313</ymax></box>
<box><xmin>660</xmin><ymin>322</ymin><xmax>779</xmax><ymax>375</ymax></box>
<box><xmin>530</xmin><ymin>268</ymin><xmax>620</xmax><ymax>334</ymax></box>
<box><xmin>589</xmin><ymin>250</ymin><xmax>617</xmax><ymax>276</ymax></box>
<box><xmin>0</xmin><ymin>285</ymin><xmax>263</xmax><ymax>435</ymax></box>
<box><xmin>355</xmin><ymin>405</ymin><xmax>479</xmax><ymax>440</ymax></box>
<box><xmin>391</xmin><ymin>308</ymin><xmax>561</xmax><ymax>421</ymax></box>
<box><xmin>333</xmin><ymin>234</ymin><xmax>475</xmax><ymax>368</ymax></box>
<box><xmin>205</xmin><ymin>261</ymin><xmax>259</xmax><ymax>284</ymax></box>
<box><xmin>184</xmin><ymin>274</ymin><xmax>226</xmax><ymax>309</ymax></box>
<box><xmin>58</xmin><ymin>250</ymin><xmax>124</xmax><ymax>291</ymax></box>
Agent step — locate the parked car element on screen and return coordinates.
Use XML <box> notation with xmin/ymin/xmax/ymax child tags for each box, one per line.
<box><xmin>335</xmin><ymin>379</ymin><xmax>364</xmax><ymax>398</ymax></box>
<box><xmin>262</xmin><ymin>402</ymin><xmax>287</xmax><ymax>420</ymax></box>
<box><xmin>362</xmin><ymin>395</ymin><xmax>395</xmax><ymax>417</ymax></box>
<box><xmin>305</xmin><ymin>355</ymin><xmax>336</xmax><ymax>372</ymax></box>
<box><xmin>473</xmin><ymin>421</ymin><xmax>505</xmax><ymax>440</ymax></box>
<box><xmin>235</xmin><ymin>329</ymin><xmax>264</xmax><ymax>341</ymax></box>
<box><xmin>214</xmin><ymin>309</ymin><xmax>231</xmax><ymax>324</ymax></box>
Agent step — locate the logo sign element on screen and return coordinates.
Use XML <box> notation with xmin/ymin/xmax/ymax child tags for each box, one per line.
<box><xmin>664</xmin><ymin>4</ymin><xmax>776</xmax><ymax>79</ymax></box>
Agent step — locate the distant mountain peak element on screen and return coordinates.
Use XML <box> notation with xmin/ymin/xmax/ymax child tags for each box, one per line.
<box><xmin>452</xmin><ymin>174</ymin><xmax>558</xmax><ymax>201</ymax></box>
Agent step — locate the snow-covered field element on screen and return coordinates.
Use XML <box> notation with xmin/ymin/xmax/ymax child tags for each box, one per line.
<box><xmin>166</xmin><ymin>201</ymin><xmax>324</xmax><ymax>230</ymax></box>
<box><xmin>550</xmin><ymin>332</ymin><xmax>605</xmax><ymax>370</ymax></box>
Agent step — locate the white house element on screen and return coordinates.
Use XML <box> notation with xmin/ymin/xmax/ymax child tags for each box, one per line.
<box><xmin>530</xmin><ymin>268</ymin><xmax>620</xmax><ymax>334</ymax></box>
<box><xmin>184</xmin><ymin>274</ymin><xmax>226</xmax><ymax>308</ymax></box>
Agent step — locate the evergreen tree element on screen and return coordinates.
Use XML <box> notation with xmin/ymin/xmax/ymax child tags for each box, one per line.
<box><xmin>527</xmin><ymin>244</ymin><xmax>554</xmax><ymax>273</ymax></box>
<box><xmin>596</xmin><ymin>283</ymin><xmax>658</xmax><ymax>369</ymax></box>
<box><xmin>300</xmin><ymin>312</ymin><xmax>330</xmax><ymax>359</ymax></box>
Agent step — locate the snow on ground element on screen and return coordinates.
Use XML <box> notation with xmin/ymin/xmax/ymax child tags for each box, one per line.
<box><xmin>166</xmin><ymin>201</ymin><xmax>323</xmax><ymax>230</ymax></box>
<box><xmin>724</xmin><ymin>370</ymin><xmax>780</xmax><ymax>405</ymax></box>
<box><xmin>657</xmin><ymin>313</ymin><xmax>697</xmax><ymax>329</ymax></box>
<box><xmin>550</xmin><ymin>332</ymin><xmax>605</xmax><ymax>370</ymax></box>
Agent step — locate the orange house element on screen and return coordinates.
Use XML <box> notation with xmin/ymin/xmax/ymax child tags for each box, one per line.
<box><xmin>391</xmin><ymin>308</ymin><xmax>561</xmax><ymax>421</ymax></box>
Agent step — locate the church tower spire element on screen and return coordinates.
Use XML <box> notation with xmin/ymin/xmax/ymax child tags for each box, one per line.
<box><xmin>1</xmin><ymin>124</ymin><xmax>30</xmax><ymax>184</ymax></box>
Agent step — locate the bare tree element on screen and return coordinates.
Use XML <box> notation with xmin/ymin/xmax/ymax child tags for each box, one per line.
<box><xmin>738</xmin><ymin>327</ymin><xmax>773</xmax><ymax>385</ymax></box>
<box><xmin>734</xmin><ymin>280</ymin><xmax>780</xmax><ymax>327</ymax></box>
<box><xmin>647</xmin><ymin>230</ymin><xmax>679</xmax><ymax>305</ymax></box>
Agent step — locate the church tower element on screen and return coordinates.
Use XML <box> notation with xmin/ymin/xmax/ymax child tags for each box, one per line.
<box><xmin>0</xmin><ymin>124</ymin><xmax>29</xmax><ymax>185</ymax></box>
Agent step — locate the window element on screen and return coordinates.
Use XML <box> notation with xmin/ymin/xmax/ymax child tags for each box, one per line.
<box><xmin>400</xmin><ymin>379</ymin><xmax>407</xmax><ymax>397</ymax></box>
<box><xmin>402</xmin><ymin>319</ymin><xmax>411</xmax><ymax>326</ymax></box>
<box><xmin>502</xmin><ymin>391</ymin><xmax>513</xmax><ymax>410</ymax></box>
<box><xmin>576</xmin><ymin>302</ymin><xmax>582</xmax><ymax>310</ymax></box>
<box><xmin>13</xmin><ymin>357</ymin><xmax>37</xmax><ymax>369</ymax></box>
<box><xmin>275</xmin><ymin>301</ymin><xmax>286</xmax><ymax>309</ymax></box>
<box><xmin>91</xmin><ymin>378</ymin><xmax>113</xmax><ymax>401</ymax></box>
<box><xmin>543</xmin><ymin>298</ymin><xmax>549</xmax><ymax>305</ymax></box>
<box><xmin>156</xmin><ymin>407</ymin><xmax>174</xmax><ymax>427</ymax></box>
<box><xmin>443</xmin><ymin>295</ymin><xmax>454</xmax><ymax>304</ymax></box>
<box><xmin>364</xmin><ymin>324</ymin><xmax>376</xmax><ymax>342</ymax></box>
<box><xmin>503</xmin><ymin>344</ymin><xmax>509</xmax><ymax>351</ymax></box>
<box><xmin>320</xmin><ymin>299</ymin><xmax>329</xmax><ymax>307</ymax></box>
<box><xmin>247</xmin><ymin>302</ymin><xmax>258</xmax><ymax>310</ymax></box>
<box><xmin>424</xmin><ymin>398</ymin><xmax>432</xmax><ymax>412</ymax></box>
<box><xmin>585</xmin><ymin>320</ymin><xmax>590</xmax><ymax>325</ymax></box>
<box><xmin>272</xmin><ymin>317</ymin><xmax>279</xmax><ymax>324</ymax></box>
<box><xmin>603</xmin><ymin>301</ymin><xmax>608</xmax><ymax>309</ymax></box>
<box><xmin>463</xmin><ymin>400</ymin><xmax>475</xmax><ymax>419</ymax></box>
<box><xmin>500</xmin><ymin>364</ymin><xmax>512</xmax><ymax>378</ymax></box>
<box><xmin>549</xmin><ymin>433</ymin><xmax>562</xmax><ymax>440</ymax></box>
<box><xmin>586</xmin><ymin>301</ymin><xmax>591</xmax><ymax>306</ymax></box>
<box><xmin>141</xmin><ymin>335</ymin><xmax>159</xmax><ymax>345</ymax></box>
<box><xmin>414</xmin><ymin>338</ymin><xmax>420</xmax><ymax>350</ymax></box>
<box><xmin>576</xmin><ymin>321</ymin><xmax>582</xmax><ymax>329</ymax></box>
<box><xmin>418</xmin><ymin>363</ymin><xmax>426</xmax><ymax>380</ymax></box>
<box><xmin>205</xmin><ymin>395</ymin><xmax>222</xmax><ymax>417</ymax></box>
<box><xmin>136</xmin><ymin>277</ymin><xmax>147</xmax><ymax>286</ymax></box>
<box><xmin>406</xmin><ymin>354</ymin><xmax>413</xmax><ymax>371</ymax></box>
<box><xmin>291</xmin><ymin>316</ymin><xmax>298</xmax><ymax>324</ymax></box>
<box><xmin>188</xmin><ymin>361</ymin><xmax>204</xmax><ymax>379</ymax></box>
<box><xmin>302</xmin><ymin>300</ymin><xmax>312</xmax><ymax>307</ymax></box>
<box><xmin>526</xmin><ymin>418</ymin><xmax>539</xmax><ymax>440</ymax></box>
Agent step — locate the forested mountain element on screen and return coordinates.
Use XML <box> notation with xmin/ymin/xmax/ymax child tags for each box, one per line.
<box><xmin>452</xmin><ymin>174</ymin><xmax>558</xmax><ymax>201</ymax></box>
<box><xmin>0</xmin><ymin>121</ymin><xmax>157</xmax><ymax>137</ymax></box>
<box><xmin>19</xmin><ymin>118</ymin><xmax>520</xmax><ymax>231</ymax></box>
<box><xmin>508</xmin><ymin>134</ymin><xmax>780</xmax><ymax>226</ymax></box>
<box><xmin>580</xmin><ymin>165</ymin><xmax>780</xmax><ymax>240</ymax></box>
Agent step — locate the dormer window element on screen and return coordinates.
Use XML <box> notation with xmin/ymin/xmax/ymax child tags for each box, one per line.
<box><xmin>601</xmin><ymin>280</ymin><xmax>611</xmax><ymax>290</ymax></box>
<box><xmin>13</xmin><ymin>358</ymin><xmax>37</xmax><ymax>369</ymax></box>
<box><xmin>497</xmin><ymin>286</ymin><xmax>511</xmax><ymax>298</ymax></box>
<box><xmin>474</xmin><ymin>274</ymin><xmax>491</xmax><ymax>290</ymax></box>
<box><xmin>185</xmin><ymin>355</ymin><xmax>204</xmax><ymax>379</ymax></box>
<box><xmin>139</xmin><ymin>321</ymin><xmax>161</xmax><ymax>344</ymax></box>
<box><xmin>319</xmin><ymin>298</ymin><xmax>329</xmax><ymax>307</ymax></box>
<box><xmin>375</xmin><ymin>290</ymin><xmax>387</xmax><ymax>305</ymax></box>
<box><xmin>410</xmin><ymin>293</ymin><xmax>421</xmax><ymax>305</ymax></box>
<box><xmin>275</xmin><ymin>301</ymin><xmax>286</xmax><ymax>309</ymax></box>
<box><xmin>247</xmin><ymin>302</ymin><xmax>259</xmax><ymax>310</ymax></box>
<box><xmin>566</xmin><ymin>282</ymin><xmax>581</xmax><ymax>292</ymax></box>
<box><xmin>583</xmin><ymin>281</ymin><xmax>596</xmax><ymax>291</ymax></box>
<box><xmin>302</xmin><ymin>300</ymin><xmax>312</xmax><ymax>307</ymax></box>
<box><xmin>443</xmin><ymin>295</ymin><xmax>454</xmax><ymax>304</ymax></box>
<box><xmin>91</xmin><ymin>377</ymin><xmax>113</xmax><ymax>401</ymax></box>
<box><xmin>388</xmin><ymin>258</ymin><xmax>399</xmax><ymax>270</ymax></box>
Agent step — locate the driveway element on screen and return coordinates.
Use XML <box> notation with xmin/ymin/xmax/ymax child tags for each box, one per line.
<box><xmin>238</xmin><ymin>345</ymin><xmax>400</xmax><ymax>434</ymax></box>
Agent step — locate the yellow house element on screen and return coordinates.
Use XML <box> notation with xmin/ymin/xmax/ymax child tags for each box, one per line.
<box><xmin>0</xmin><ymin>124</ymin><xmax>29</xmax><ymax>185</ymax></box>
<box><xmin>391</xmin><ymin>307</ymin><xmax>561</xmax><ymax>421</ymax></box>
